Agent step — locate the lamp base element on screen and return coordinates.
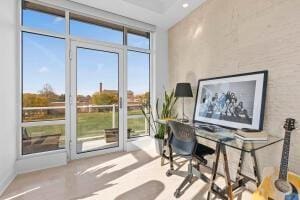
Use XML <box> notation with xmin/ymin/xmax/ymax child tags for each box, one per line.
<box><xmin>177</xmin><ymin>118</ymin><xmax>189</xmax><ymax>123</ymax></box>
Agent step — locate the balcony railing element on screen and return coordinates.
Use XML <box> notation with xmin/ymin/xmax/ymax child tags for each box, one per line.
<box><xmin>23</xmin><ymin>104</ymin><xmax>149</xmax><ymax>137</ymax></box>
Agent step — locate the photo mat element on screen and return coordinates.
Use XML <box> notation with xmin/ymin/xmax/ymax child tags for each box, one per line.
<box><xmin>193</xmin><ymin>71</ymin><xmax>268</xmax><ymax>130</ymax></box>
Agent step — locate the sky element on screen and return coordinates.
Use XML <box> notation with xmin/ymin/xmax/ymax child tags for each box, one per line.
<box><xmin>23</xmin><ymin>9</ymin><xmax>150</xmax><ymax>96</ymax></box>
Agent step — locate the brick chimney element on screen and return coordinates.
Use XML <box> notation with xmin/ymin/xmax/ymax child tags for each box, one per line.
<box><xmin>99</xmin><ymin>82</ymin><xmax>103</xmax><ymax>93</ymax></box>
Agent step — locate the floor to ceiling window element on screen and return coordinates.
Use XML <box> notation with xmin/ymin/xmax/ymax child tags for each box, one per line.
<box><xmin>20</xmin><ymin>1</ymin><xmax>152</xmax><ymax>157</ymax></box>
<box><xmin>127</xmin><ymin>51</ymin><xmax>150</xmax><ymax>138</ymax></box>
<box><xmin>126</xmin><ymin>29</ymin><xmax>150</xmax><ymax>138</ymax></box>
<box><xmin>21</xmin><ymin>2</ymin><xmax>66</xmax><ymax>155</ymax></box>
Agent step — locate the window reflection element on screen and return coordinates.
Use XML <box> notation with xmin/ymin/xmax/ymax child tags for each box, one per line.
<box><xmin>22</xmin><ymin>125</ymin><xmax>65</xmax><ymax>155</ymax></box>
<box><xmin>127</xmin><ymin>30</ymin><xmax>150</xmax><ymax>49</ymax></box>
<box><xmin>22</xmin><ymin>32</ymin><xmax>65</xmax><ymax>122</ymax></box>
<box><xmin>22</xmin><ymin>1</ymin><xmax>65</xmax><ymax>34</ymax></box>
<box><xmin>70</xmin><ymin>14</ymin><xmax>123</xmax><ymax>44</ymax></box>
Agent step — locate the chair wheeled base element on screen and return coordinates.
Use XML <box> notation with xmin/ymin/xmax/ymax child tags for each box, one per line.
<box><xmin>166</xmin><ymin>159</ymin><xmax>210</xmax><ymax>198</ymax></box>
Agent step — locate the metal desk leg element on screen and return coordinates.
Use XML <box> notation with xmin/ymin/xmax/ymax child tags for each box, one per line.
<box><xmin>207</xmin><ymin>143</ymin><xmax>221</xmax><ymax>200</ymax></box>
<box><xmin>160</xmin><ymin>148</ymin><xmax>165</xmax><ymax>166</ymax></box>
<box><xmin>160</xmin><ymin>138</ymin><xmax>167</xmax><ymax>166</ymax></box>
<box><xmin>236</xmin><ymin>150</ymin><xmax>245</xmax><ymax>182</ymax></box>
<box><xmin>168</xmin><ymin>139</ymin><xmax>174</xmax><ymax>170</ymax></box>
<box><xmin>221</xmin><ymin>144</ymin><xmax>234</xmax><ymax>200</ymax></box>
<box><xmin>251</xmin><ymin>150</ymin><xmax>261</xmax><ymax>186</ymax></box>
<box><xmin>161</xmin><ymin>124</ymin><xmax>169</xmax><ymax>166</ymax></box>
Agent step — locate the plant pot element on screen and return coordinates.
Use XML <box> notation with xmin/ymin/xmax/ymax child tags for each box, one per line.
<box><xmin>104</xmin><ymin>128</ymin><xmax>133</xmax><ymax>143</ymax></box>
<box><xmin>104</xmin><ymin>128</ymin><xmax>118</xmax><ymax>143</ymax></box>
<box><xmin>154</xmin><ymin>138</ymin><xmax>164</xmax><ymax>155</ymax></box>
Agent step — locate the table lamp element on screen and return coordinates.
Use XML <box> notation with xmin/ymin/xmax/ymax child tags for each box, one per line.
<box><xmin>175</xmin><ymin>83</ymin><xmax>193</xmax><ymax>123</ymax></box>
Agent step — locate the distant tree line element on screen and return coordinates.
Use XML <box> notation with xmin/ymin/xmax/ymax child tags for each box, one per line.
<box><xmin>23</xmin><ymin>84</ymin><xmax>64</xmax><ymax>107</ymax></box>
<box><xmin>92</xmin><ymin>92</ymin><xmax>118</xmax><ymax>105</ymax></box>
<box><xmin>23</xmin><ymin>84</ymin><xmax>149</xmax><ymax>107</ymax></box>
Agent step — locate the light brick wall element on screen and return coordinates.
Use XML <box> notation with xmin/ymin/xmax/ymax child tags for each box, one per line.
<box><xmin>168</xmin><ymin>0</ymin><xmax>300</xmax><ymax>178</ymax></box>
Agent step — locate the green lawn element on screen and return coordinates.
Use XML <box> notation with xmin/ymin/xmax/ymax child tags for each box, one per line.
<box><xmin>25</xmin><ymin>110</ymin><xmax>149</xmax><ymax>138</ymax></box>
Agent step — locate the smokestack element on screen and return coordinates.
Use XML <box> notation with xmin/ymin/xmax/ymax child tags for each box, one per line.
<box><xmin>99</xmin><ymin>82</ymin><xmax>103</xmax><ymax>93</ymax></box>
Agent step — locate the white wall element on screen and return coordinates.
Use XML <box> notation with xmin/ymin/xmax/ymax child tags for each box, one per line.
<box><xmin>169</xmin><ymin>0</ymin><xmax>300</xmax><ymax>178</ymax></box>
<box><xmin>16</xmin><ymin>151</ymin><xmax>67</xmax><ymax>174</ymax></box>
<box><xmin>153</xmin><ymin>28</ymin><xmax>169</xmax><ymax>105</ymax></box>
<box><xmin>0</xmin><ymin>0</ymin><xmax>17</xmax><ymax>195</ymax></box>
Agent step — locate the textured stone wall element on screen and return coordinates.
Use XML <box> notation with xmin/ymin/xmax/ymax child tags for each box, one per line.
<box><xmin>168</xmin><ymin>0</ymin><xmax>300</xmax><ymax>179</ymax></box>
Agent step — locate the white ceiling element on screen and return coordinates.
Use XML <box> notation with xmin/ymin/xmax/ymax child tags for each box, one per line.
<box><xmin>69</xmin><ymin>0</ymin><xmax>207</xmax><ymax>29</ymax></box>
<box><xmin>122</xmin><ymin>0</ymin><xmax>176</xmax><ymax>14</ymax></box>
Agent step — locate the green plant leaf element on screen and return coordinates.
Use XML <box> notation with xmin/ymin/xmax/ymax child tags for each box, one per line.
<box><xmin>145</xmin><ymin>89</ymin><xmax>178</xmax><ymax>139</ymax></box>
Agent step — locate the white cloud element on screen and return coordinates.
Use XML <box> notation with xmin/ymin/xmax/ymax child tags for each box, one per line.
<box><xmin>129</xmin><ymin>40</ymin><xmax>149</xmax><ymax>49</ymax></box>
<box><xmin>38</xmin><ymin>66</ymin><xmax>49</xmax><ymax>73</ymax></box>
<box><xmin>53</xmin><ymin>17</ymin><xmax>63</xmax><ymax>23</ymax></box>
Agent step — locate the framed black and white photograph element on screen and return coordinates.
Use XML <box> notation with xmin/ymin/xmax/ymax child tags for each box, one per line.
<box><xmin>193</xmin><ymin>71</ymin><xmax>268</xmax><ymax>130</ymax></box>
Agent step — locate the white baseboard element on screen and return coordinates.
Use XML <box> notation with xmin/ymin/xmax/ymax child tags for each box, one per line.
<box><xmin>0</xmin><ymin>167</ymin><xmax>16</xmax><ymax>196</ymax></box>
<box><xmin>126</xmin><ymin>136</ymin><xmax>155</xmax><ymax>152</ymax></box>
<box><xmin>16</xmin><ymin>151</ymin><xmax>67</xmax><ymax>174</ymax></box>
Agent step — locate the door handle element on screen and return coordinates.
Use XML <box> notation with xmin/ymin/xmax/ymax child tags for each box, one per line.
<box><xmin>120</xmin><ymin>97</ymin><xmax>123</xmax><ymax>109</ymax></box>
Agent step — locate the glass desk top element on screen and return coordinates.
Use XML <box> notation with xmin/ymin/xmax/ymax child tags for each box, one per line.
<box><xmin>155</xmin><ymin>119</ymin><xmax>283</xmax><ymax>152</ymax></box>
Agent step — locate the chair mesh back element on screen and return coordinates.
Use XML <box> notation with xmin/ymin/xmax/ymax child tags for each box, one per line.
<box><xmin>168</xmin><ymin>121</ymin><xmax>196</xmax><ymax>156</ymax></box>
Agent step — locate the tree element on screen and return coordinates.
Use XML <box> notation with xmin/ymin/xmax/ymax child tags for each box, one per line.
<box><xmin>57</xmin><ymin>94</ymin><xmax>65</xmax><ymax>102</ymax></box>
<box><xmin>39</xmin><ymin>83</ymin><xmax>57</xmax><ymax>98</ymax></box>
<box><xmin>144</xmin><ymin>92</ymin><xmax>150</xmax><ymax>104</ymax></box>
<box><xmin>92</xmin><ymin>92</ymin><xmax>118</xmax><ymax>105</ymax></box>
<box><xmin>136</xmin><ymin>92</ymin><xmax>150</xmax><ymax>104</ymax></box>
<box><xmin>23</xmin><ymin>93</ymin><xmax>49</xmax><ymax>107</ymax></box>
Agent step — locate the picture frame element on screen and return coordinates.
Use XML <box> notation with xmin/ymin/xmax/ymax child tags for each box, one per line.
<box><xmin>193</xmin><ymin>71</ymin><xmax>268</xmax><ymax>130</ymax></box>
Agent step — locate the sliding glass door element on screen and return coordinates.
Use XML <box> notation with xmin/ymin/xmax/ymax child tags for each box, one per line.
<box><xmin>70</xmin><ymin>41</ymin><xmax>124</xmax><ymax>159</ymax></box>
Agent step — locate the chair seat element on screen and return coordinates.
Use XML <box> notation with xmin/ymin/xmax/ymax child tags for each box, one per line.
<box><xmin>193</xmin><ymin>143</ymin><xmax>215</xmax><ymax>158</ymax></box>
<box><xmin>172</xmin><ymin>145</ymin><xmax>193</xmax><ymax>158</ymax></box>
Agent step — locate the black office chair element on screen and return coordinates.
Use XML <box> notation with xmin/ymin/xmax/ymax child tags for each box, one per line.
<box><xmin>166</xmin><ymin>120</ymin><xmax>215</xmax><ymax>198</ymax></box>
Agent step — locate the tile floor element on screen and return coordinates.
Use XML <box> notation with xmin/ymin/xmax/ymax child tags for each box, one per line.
<box><xmin>1</xmin><ymin>149</ymin><xmax>252</xmax><ymax>200</ymax></box>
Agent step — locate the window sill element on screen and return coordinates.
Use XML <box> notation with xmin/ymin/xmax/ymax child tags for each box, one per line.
<box><xmin>127</xmin><ymin>135</ymin><xmax>152</xmax><ymax>143</ymax></box>
<box><xmin>18</xmin><ymin>149</ymin><xmax>67</xmax><ymax>160</ymax></box>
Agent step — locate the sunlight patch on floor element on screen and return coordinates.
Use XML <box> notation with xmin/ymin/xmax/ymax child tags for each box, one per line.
<box><xmin>4</xmin><ymin>186</ymin><xmax>41</xmax><ymax>200</ymax></box>
<box><xmin>78</xmin><ymin>153</ymin><xmax>138</xmax><ymax>177</ymax></box>
<box><xmin>1</xmin><ymin>149</ymin><xmax>253</xmax><ymax>200</ymax></box>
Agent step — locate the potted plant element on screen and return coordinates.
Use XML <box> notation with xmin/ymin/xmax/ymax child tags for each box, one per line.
<box><xmin>104</xmin><ymin>128</ymin><xmax>133</xmax><ymax>143</ymax></box>
<box><xmin>141</xmin><ymin>90</ymin><xmax>177</xmax><ymax>154</ymax></box>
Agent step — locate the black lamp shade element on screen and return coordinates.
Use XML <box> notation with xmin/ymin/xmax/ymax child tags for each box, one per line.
<box><xmin>175</xmin><ymin>83</ymin><xmax>193</xmax><ymax>97</ymax></box>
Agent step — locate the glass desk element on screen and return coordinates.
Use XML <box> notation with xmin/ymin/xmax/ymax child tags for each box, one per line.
<box><xmin>156</xmin><ymin>120</ymin><xmax>283</xmax><ymax>200</ymax></box>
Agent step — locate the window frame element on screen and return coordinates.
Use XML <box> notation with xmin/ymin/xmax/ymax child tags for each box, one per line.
<box><xmin>18</xmin><ymin>0</ymin><xmax>153</xmax><ymax>159</ymax></box>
